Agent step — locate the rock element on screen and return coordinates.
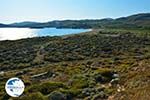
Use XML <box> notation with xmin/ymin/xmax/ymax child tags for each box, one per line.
<box><xmin>108</xmin><ymin>95</ymin><xmax>115</xmax><ymax>100</ymax></box>
<box><xmin>67</xmin><ymin>79</ymin><xmax>73</xmax><ymax>86</ymax></box>
<box><xmin>48</xmin><ymin>91</ymin><xmax>66</xmax><ymax>100</ymax></box>
<box><xmin>92</xmin><ymin>91</ymin><xmax>107</xmax><ymax>100</ymax></box>
<box><xmin>0</xmin><ymin>71</ymin><xmax>4</xmax><ymax>75</ymax></box>
<box><xmin>31</xmin><ymin>71</ymin><xmax>54</xmax><ymax>79</ymax></box>
<box><xmin>117</xmin><ymin>85</ymin><xmax>125</xmax><ymax>92</ymax></box>
<box><xmin>82</xmin><ymin>88</ymin><xmax>96</xmax><ymax>96</ymax></box>
<box><xmin>31</xmin><ymin>72</ymin><xmax>48</xmax><ymax>78</ymax></box>
<box><xmin>113</xmin><ymin>74</ymin><xmax>119</xmax><ymax>78</ymax></box>
<box><xmin>110</xmin><ymin>78</ymin><xmax>119</xmax><ymax>85</ymax></box>
<box><xmin>84</xmin><ymin>96</ymin><xmax>92</xmax><ymax>100</ymax></box>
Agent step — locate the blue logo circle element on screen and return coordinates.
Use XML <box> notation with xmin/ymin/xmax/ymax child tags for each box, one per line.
<box><xmin>5</xmin><ymin>77</ymin><xmax>25</xmax><ymax>97</ymax></box>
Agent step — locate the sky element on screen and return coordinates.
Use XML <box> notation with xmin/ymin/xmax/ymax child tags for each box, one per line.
<box><xmin>0</xmin><ymin>0</ymin><xmax>150</xmax><ymax>24</ymax></box>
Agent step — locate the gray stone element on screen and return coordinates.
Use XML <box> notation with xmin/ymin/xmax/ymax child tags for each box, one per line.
<box><xmin>48</xmin><ymin>91</ymin><xmax>66</xmax><ymax>100</ymax></box>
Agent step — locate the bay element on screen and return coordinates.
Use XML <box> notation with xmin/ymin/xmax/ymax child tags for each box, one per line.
<box><xmin>0</xmin><ymin>28</ymin><xmax>91</xmax><ymax>41</ymax></box>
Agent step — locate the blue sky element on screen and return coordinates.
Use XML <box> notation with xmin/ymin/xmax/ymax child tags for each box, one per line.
<box><xmin>0</xmin><ymin>0</ymin><xmax>150</xmax><ymax>23</ymax></box>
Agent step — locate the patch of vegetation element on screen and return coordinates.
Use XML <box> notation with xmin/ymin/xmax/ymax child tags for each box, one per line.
<box><xmin>0</xmin><ymin>29</ymin><xmax>150</xmax><ymax>99</ymax></box>
<box><xmin>27</xmin><ymin>82</ymin><xmax>66</xmax><ymax>95</ymax></box>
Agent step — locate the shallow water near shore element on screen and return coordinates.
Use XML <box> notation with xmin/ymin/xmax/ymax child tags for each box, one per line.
<box><xmin>0</xmin><ymin>28</ymin><xmax>91</xmax><ymax>41</ymax></box>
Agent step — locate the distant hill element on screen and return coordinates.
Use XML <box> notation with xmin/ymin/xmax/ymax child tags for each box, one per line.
<box><xmin>116</xmin><ymin>13</ymin><xmax>150</xmax><ymax>22</ymax></box>
<box><xmin>9</xmin><ymin>19</ymin><xmax>114</xmax><ymax>29</ymax></box>
<box><xmin>1</xmin><ymin>13</ymin><xmax>150</xmax><ymax>29</ymax></box>
<box><xmin>0</xmin><ymin>23</ymin><xmax>10</xmax><ymax>27</ymax></box>
<box><xmin>114</xmin><ymin>13</ymin><xmax>150</xmax><ymax>28</ymax></box>
<box><xmin>9</xmin><ymin>21</ymin><xmax>44</xmax><ymax>28</ymax></box>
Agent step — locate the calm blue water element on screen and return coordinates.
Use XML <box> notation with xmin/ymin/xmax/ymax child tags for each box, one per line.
<box><xmin>0</xmin><ymin>28</ymin><xmax>91</xmax><ymax>40</ymax></box>
<box><xmin>36</xmin><ymin>28</ymin><xmax>91</xmax><ymax>36</ymax></box>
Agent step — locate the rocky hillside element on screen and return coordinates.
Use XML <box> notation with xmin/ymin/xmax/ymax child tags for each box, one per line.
<box><xmin>0</xmin><ymin>30</ymin><xmax>150</xmax><ymax>100</ymax></box>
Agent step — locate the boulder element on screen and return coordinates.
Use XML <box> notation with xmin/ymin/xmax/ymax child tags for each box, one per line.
<box><xmin>48</xmin><ymin>91</ymin><xmax>66</xmax><ymax>100</ymax></box>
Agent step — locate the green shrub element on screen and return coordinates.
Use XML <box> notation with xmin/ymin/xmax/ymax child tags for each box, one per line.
<box><xmin>28</xmin><ymin>82</ymin><xmax>66</xmax><ymax>95</ymax></box>
<box><xmin>14</xmin><ymin>92</ymin><xmax>46</xmax><ymax>100</ymax></box>
<box><xmin>71</xmin><ymin>76</ymin><xmax>89</xmax><ymax>89</ymax></box>
<box><xmin>94</xmin><ymin>68</ymin><xmax>114</xmax><ymax>83</ymax></box>
<box><xmin>59</xmin><ymin>88</ymin><xmax>81</xmax><ymax>99</ymax></box>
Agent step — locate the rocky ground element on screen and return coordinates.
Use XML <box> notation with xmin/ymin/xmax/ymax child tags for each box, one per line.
<box><xmin>0</xmin><ymin>30</ymin><xmax>150</xmax><ymax>100</ymax></box>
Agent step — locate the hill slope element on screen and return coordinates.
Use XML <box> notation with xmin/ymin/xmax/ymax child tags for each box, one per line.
<box><xmin>0</xmin><ymin>30</ymin><xmax>150</xmax><ymax>100</ymax></box>
<box><xmin>0</xmin><ymin>23</ymin><xmax>10</xmax><ymax>27</ymax></box>
<box><xmin>2</xmin><ymin>13</ymin><xmax>150</xmax><ymax>29</ymax></box>
<box><xmin>115</xmin><ymin>13</ymin><xmax>150</xmax><ymax>28</ymax></box>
